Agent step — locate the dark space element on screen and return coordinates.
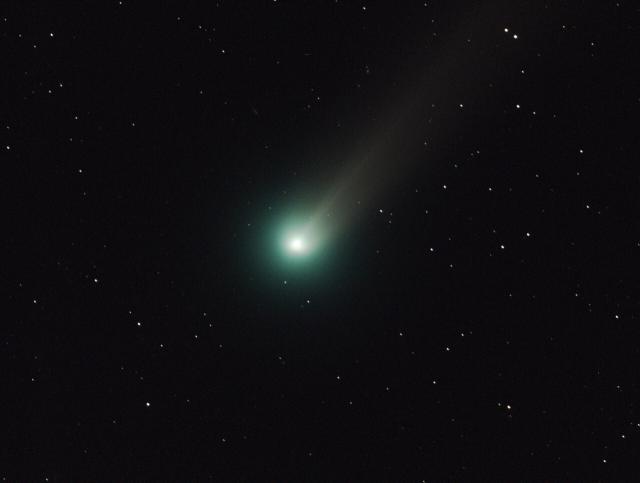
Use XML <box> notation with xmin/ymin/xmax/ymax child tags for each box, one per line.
<box><xmin>2</xmin><ymin>1</ymin><xmax>639</xmax><ymax>480</ymax></box>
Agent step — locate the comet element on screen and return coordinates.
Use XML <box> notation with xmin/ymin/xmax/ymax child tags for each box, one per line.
<box><xmin>269</xmin><ymin>1</ymin><xmax>512</xmax><ymax>269</ymax></box>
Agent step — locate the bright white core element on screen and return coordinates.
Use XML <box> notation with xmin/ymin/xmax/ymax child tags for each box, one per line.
<box><xmin>288</xmin><ymin>237</ymin><xmax>306</xmax><ymax>254</ymax></box>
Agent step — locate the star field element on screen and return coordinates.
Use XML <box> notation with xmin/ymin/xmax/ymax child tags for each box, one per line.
<box><xmin>3</xmin><ymin>1</ymin><xmax>640</xmax><ymax>480</ymax></box>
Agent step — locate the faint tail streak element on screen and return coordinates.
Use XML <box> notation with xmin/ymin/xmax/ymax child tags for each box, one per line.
<box><xmin>299</xmin><ymin>1</ymin><xmax>533</xmax><ymax>243</ymax></box>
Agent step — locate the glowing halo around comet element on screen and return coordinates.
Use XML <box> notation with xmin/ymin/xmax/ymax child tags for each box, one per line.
<box><xmin>275</xmin><ymin>213</ymin><xmax>327</xmax><ymax>263</ymax></box>
<box><xmin>281</xmin><ymin>226</ymin><xmax>317</xmax><ymax>258</ymax></box>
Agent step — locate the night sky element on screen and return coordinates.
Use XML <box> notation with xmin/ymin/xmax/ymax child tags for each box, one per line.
<box><xmin>3</xmin><ymin>1</ymin><xmax>640</xmax><ymax>480</ymax></box>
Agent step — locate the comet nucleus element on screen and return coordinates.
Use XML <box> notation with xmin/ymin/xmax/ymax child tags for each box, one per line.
<box><xmin>287</xmin><ymin>236</ymin><xmax>307</xmax><ymax>254</ymax></box>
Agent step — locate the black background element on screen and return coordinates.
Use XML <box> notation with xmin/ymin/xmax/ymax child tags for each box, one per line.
<box><xmin>2</xmin><ymin>1</ymin><xmax>639</xmax><ymax>480</ymax></box>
